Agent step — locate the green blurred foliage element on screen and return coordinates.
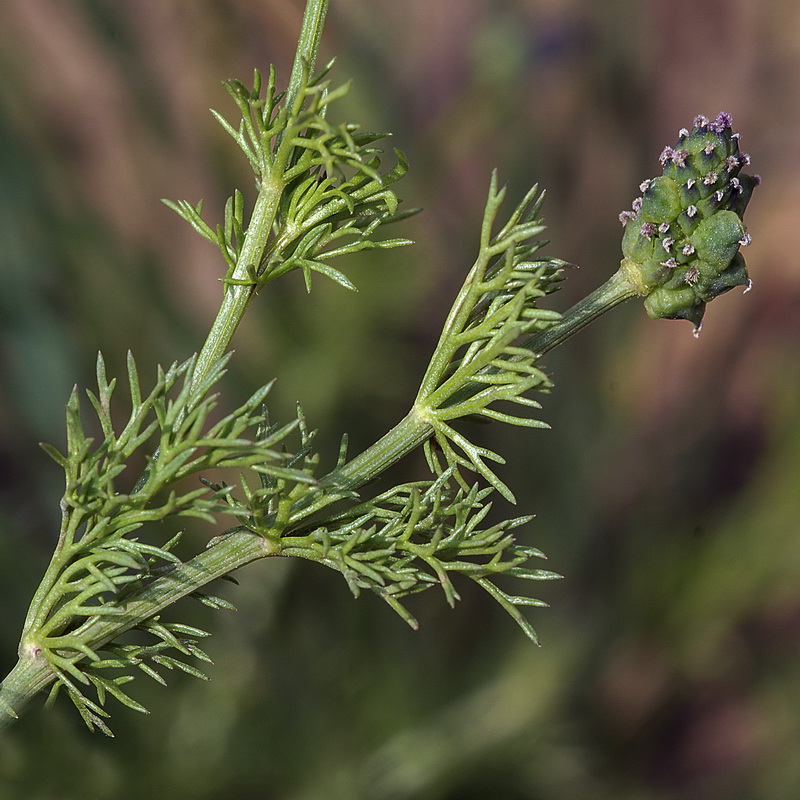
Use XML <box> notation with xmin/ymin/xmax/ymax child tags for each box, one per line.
<box><xmin>1</xmin><ymin>1</ymin><xmax>799</xmax><ymax>798</ymax></box>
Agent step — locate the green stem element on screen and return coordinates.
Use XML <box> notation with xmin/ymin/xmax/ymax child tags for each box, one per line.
<box><xmin>193</xmin><ymin>0</ymin><xmax>329</xmax><ymax>386</ymax></box>
<box><xmin>291</xmin><ymin>265</ymin><xmax>640</xmax><ymax>520</ymax></box>
<box><xmin>0</xmin><ymin>658</ymin><xmax>52</xmax><ymax>728</ymax></box>
<box><xmin>284</xmin><ymin>0</ymin><xmax>329</xmax><ymax>131</ymax></box>
<box><xmin>67</xmin><ymin>531</ymin><xmax>278</xmax><ymax>656</ymax></box>
<box><xmin>521</xmin><ymin>265</ymin><xmax>639</xmax><ymax>357</ymax></box>
<box><xmin>340</xmin><ymin>267</ymin><xmax>638</xmax><ymax>476</ymax></box>
<box><xmin>0</xmin><ymin>531</ymin><xmax>278</xmax><ymax>726</ymax></box>
<box><xmin>288</xmin><ymin>408</ymin><xmax>433</xmax><ymax>523</ymax></box>
<box><xmin>193</xmin><ymin>189</ymin><xmax>276</xmax><ymax>382</ymax></box>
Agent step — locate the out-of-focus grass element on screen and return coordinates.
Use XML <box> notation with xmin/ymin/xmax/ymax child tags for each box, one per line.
<box><xmin>1</xmin><ymin>2</ymin><xmax>798</xmax><ymax>798</ymax></box>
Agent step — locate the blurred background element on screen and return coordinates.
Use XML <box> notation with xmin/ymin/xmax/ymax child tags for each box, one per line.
<box><xmin>1</xmin><ymin>1</ymin><xmax>798</xmax><ymax>798</ymax></box>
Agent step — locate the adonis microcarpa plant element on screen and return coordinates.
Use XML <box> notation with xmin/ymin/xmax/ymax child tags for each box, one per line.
<box><xmin>0</xmin><ymin>0</ymin><xmax>758</xmax><ymax>735</ymax></box>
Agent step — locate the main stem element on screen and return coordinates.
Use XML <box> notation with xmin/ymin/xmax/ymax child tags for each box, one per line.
<box><xmin>1</xmin><ymin>532</ymin><xmax>278</xmax><ymax>726</ymax></box>
<box><xmin>0</xmin><ymin>260</ymin><xmax>637</xmax><ymax>727</ymax></box>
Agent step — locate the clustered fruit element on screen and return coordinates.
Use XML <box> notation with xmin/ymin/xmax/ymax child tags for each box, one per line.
<box><xmin>620</xmin><ymin>112</ymin><xmax>759</xmax><ymax>331</ymax></box>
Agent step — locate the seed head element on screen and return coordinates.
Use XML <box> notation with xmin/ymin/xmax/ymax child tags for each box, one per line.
<box><xmin>619</xmin><ymin>113</ymin><xmax>757</xmax><ymax>327</ymax></box>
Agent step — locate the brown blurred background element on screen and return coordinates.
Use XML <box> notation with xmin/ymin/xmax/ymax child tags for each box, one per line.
<box><xmin>1</xmin><ymin>1</ymin><xmax>799</xmax><ymax>798</ymax></box>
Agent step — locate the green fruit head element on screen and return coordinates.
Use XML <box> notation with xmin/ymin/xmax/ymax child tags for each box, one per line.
<box><xmin>619</xmin><ymin>113</ymin><xmax>758</xmax><ymax>333</ymax></box>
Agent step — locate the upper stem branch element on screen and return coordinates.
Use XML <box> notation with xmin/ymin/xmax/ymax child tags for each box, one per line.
<box><xmin>193</xmin><ymin>0</ymin><xmax>330</xmax><ymax>387</ymax></box>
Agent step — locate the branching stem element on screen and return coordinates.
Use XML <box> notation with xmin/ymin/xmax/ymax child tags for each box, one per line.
<box><xmin>279</xmin><ymin>265</ymin><xmax>639</xmax><ymax>521</ymax></box>
<box><xmin>0</xmin><ymin>0</ymin><xmax>332</xmax><ymax>729</ymax></box>
<box><xmin>0</xmin><ymin>256</ymin><xmax>636</xmax><ymax>726</ymax></box>
<box><xmin>0</xmin><ymin>0</ymin><xmax>651</xmax><ymax>730</ymax></box>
